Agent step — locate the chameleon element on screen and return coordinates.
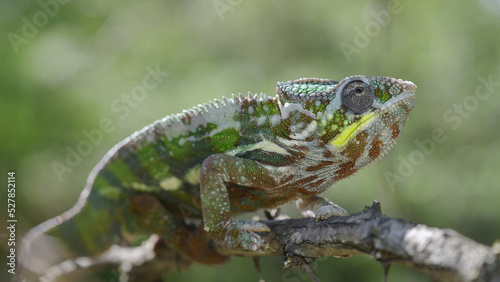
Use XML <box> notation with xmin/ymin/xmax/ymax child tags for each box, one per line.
<box><xmin>21</xmin><ymin>75</ymin><xmax>415</xmax><ymax>278</ymax></box>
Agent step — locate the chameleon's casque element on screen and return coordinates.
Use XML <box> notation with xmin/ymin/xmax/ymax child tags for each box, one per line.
<box><xmin>21</xmin><ymin>75</ymin><xmax>415</xmax><ymax>279</ymax></box>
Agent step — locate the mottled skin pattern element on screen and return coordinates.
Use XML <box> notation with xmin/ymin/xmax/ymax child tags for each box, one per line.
<box><xmin>22</xmin><ymin>75</ymin><xmax>415</xmax><ymax>273</ymax></box>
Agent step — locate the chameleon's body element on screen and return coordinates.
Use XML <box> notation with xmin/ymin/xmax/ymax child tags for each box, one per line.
<box><xmin>23</xmin><ymin>75</ymin><xmax>415</xmax><ymax>274</ymax></box>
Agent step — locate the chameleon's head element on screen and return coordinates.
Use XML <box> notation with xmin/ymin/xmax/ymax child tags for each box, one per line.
<box><xmin>277</xmin><ymin>75</ymin><xmax>415</xmax><ymax>169</ymax></box>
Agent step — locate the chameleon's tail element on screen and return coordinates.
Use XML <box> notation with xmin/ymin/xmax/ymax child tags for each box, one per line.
<box><xmin>19</xmin><ymin>182</ymin><xmax>134</xmax><ymax>280</ymax></box>
<box><xmin>20</xmin><ymin>181</ymin><xmax>228</xmax><ymax>281</ymax></box>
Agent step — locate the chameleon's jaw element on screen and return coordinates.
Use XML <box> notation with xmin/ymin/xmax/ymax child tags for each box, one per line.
<box><xmin>329</xmin><ymin>81</ymin><xmax>415</xmax><ymax>149</ymax></box>
<box><xmin>325</xmin><ymin>91</ymin><xmax>415</xmax><ymax>181</ymax></box>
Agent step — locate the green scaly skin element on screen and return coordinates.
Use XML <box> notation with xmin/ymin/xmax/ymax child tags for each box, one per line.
<box><xmin>22</xmin><ymin>75</ymin><xmax>416</xmax><ymax>276</ymax></box>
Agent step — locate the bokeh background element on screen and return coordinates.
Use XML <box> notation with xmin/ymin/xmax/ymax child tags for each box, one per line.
<box><xmin>2</xmin><ymin>0</ymin><xmax>500</xmax><ymax>281</ymax></box>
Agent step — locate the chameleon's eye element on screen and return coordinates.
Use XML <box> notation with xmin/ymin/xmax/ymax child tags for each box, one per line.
<box><xmin>341</xmin><ymin>81</ymin><xmax>374</xmax><ymax>114</ymax></box>
<box><xmin>354</xmin><ymin>86</ymin><xmax>364</xmax><ymax>94</ymax></box>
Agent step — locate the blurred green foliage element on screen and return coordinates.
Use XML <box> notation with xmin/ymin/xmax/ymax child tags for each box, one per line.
<box><xmin>1</xmin><ymin>0</ymin><xmax>500</xmax><ymax>281</ymax></box>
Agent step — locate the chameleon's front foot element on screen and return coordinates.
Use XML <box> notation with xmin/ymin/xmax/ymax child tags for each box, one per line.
<box><xmin>200</xmin><ymin>154</ymin><xmax>277</xmax><ymax>251</ymax></box>
<box><xmin>206</xmin><ymin>218</ymin><xmax>270</xmax><ymax>251</ymax></box>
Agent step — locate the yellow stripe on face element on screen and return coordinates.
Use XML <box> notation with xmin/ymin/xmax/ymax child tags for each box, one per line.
<box><xmin>330</xmin><ymin>112</ymin><xmax>376</xmax><ymax>147</ymax></box>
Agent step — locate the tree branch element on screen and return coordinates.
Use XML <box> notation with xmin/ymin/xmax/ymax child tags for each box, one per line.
<box><xmin>23</xmin><ymin>201</ymin><xmax>500</xmax><ymax>282</ymax></box>
<box><xmin>215</xmin><ymin>201</ymin><xmax>500</xmax><ymax>282</ymax></box>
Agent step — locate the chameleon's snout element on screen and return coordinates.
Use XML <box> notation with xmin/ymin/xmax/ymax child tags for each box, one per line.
<box><xmin>389</xmin><ymin>77</ymin><xmax>416</xmax><ymax>93</ymax></box>
<box><xmin>371</xmin><ymin>76</ymin><xmax>416</xmax><ymax>111</ymax></box>
<box><xmin>404</xmin><ymin>80</ymin><xmax>417</xmax><ymax>92</ymax></box>
<box><xmin>376</xmin><ymin>76</ymin><xmax>416</xmax><ymax>94</ymax></box>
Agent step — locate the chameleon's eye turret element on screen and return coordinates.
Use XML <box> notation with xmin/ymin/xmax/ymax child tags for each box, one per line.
<box><xmin>341</xmin><ymin>80</ymin><xmax>374</xmax><ymax>114</ymax></box>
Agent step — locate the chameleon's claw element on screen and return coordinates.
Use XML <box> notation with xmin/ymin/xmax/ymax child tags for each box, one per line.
<box><xmin>219</xmin><ymin>219</ymin><xmax>269</xmax><ymax>251</ymax></box>
<box><xmin>297</xmin><ymin>196</ymin><xmax>349</xmax><ymax>221</ymax></box>
<box><xmin>315</xmin><ymin>204</ymin><xmax>349</xmax><ymax>221</ymax></box>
